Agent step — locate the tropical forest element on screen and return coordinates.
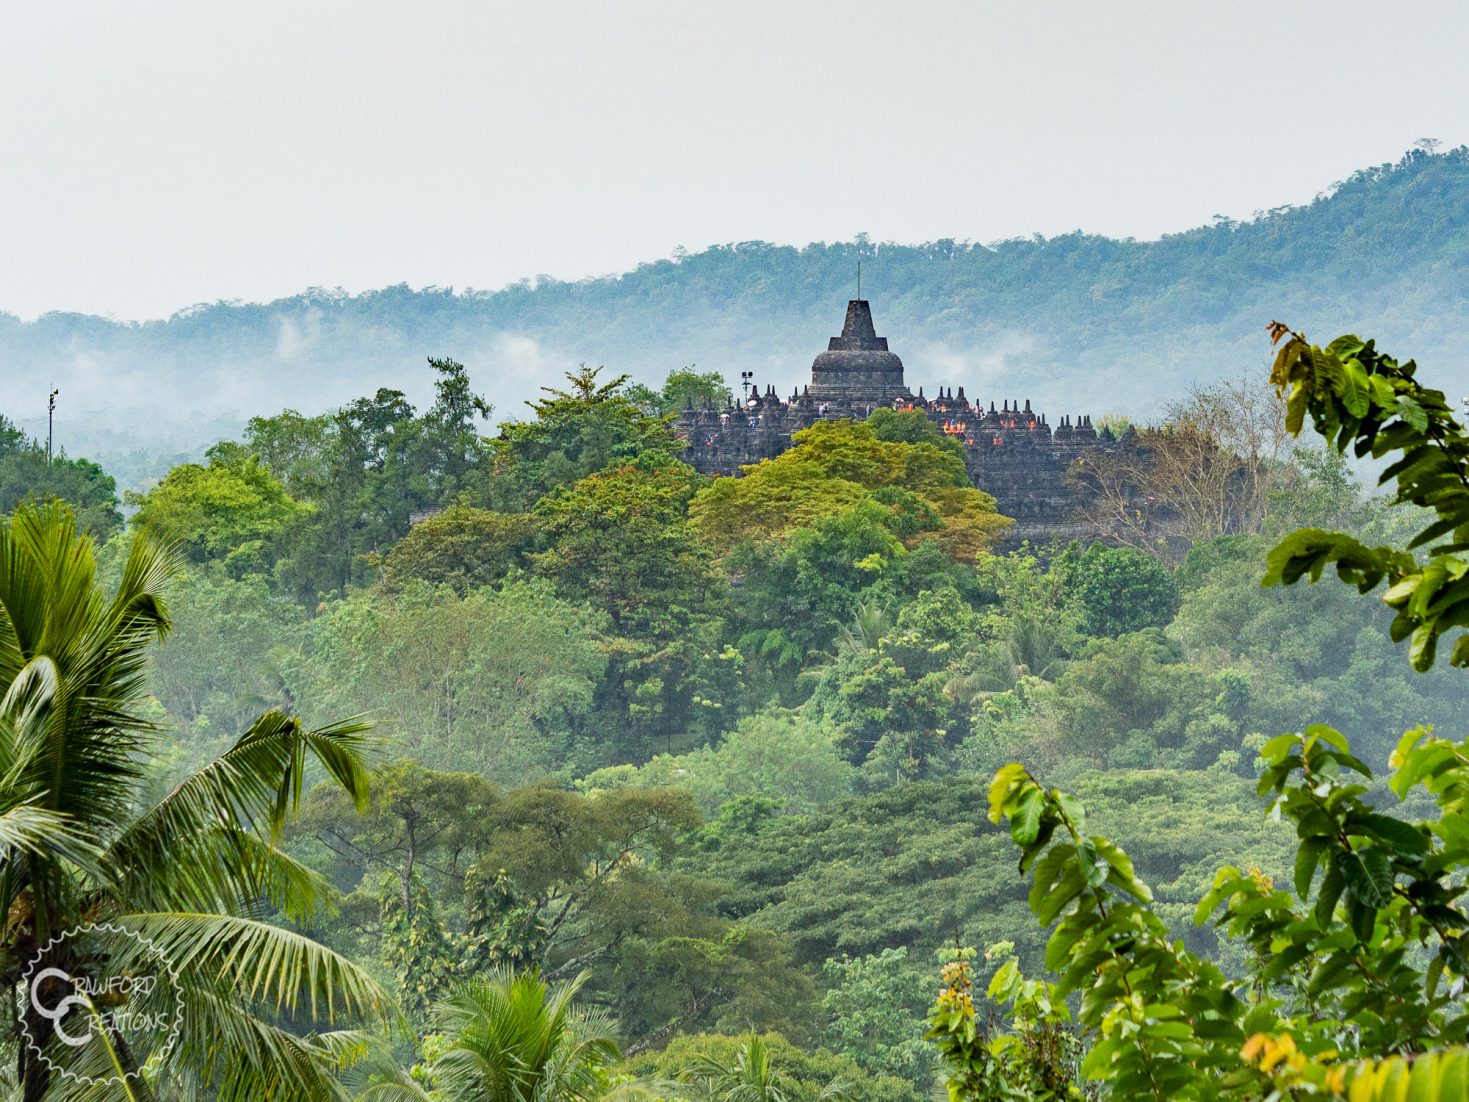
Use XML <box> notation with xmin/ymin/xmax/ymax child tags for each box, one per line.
<box><xmin>4</xmin><ymin>296</ymin><xmax>1469</xmax><ymax>1100</ymax></box>
<box><xmin>6</xmin><ymin>2</ymin><xmax>1469</xmax><ymax>1096</ymax></box>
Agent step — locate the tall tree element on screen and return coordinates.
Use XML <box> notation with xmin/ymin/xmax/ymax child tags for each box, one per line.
<box><xmin>491</xmin><ymin>366</ymin><xmax>679</xmax><ymax>508</ymax></box>
<box><xmin>0</xmin><ymin>501</ymin><xmax>390</xmax><ymax>1100</ymax></box>
<box><xmin>128</xmin><ymin>450</ymin><xmax>308</xmax><ymax>575</ymax></box>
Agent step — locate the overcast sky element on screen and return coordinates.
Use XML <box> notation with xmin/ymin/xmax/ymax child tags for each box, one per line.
<box><xmin>2</xmin><ymin>0</ymin><xmax>1466</xmax><ymax>321</ymax></box>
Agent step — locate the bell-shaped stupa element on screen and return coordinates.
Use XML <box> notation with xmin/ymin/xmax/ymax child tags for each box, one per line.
<box><xmin>806</xmin><ymin>300</ymin><xmax>912</xmax><ymax>406</ymax></box>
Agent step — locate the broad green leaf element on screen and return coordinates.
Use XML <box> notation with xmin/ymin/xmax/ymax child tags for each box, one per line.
<box><xmin>1295</xmin><ymin>838</ymin><xmax>1327</xmax><ymax>899</ymax></box>
<box><xmin>1397</xmin><ymin>395</ymin><xmax>1430</xmax><ymax>432</ymax></box>
<box><xmin>1342</xmin><ymin>847</ymin><xmax>1395</xmax><ymax>910</ymax></box>
<box><xmin>1340</xmin><ymin>360</ymin><xmax>1371</xmax><ymax>418</ymax></box>
<box><xmin>1349</xmin><ymin>811</ymin><xmax>1430</xmax><ymax>856</ymax></box>
<box><xmin>1316</xmin><ymin>861</ymin><xmax>1346</xmax><ymax>929</ymax></box>
<box><xmin>1009</xmin><ymin>786</ymin><xmax>1044</xmax><ymax>846</ymax></box>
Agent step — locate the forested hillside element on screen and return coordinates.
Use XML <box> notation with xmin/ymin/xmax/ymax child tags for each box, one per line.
<box><xmin>6</xmin><ymin>146</ymin><xmax>1467</xmax><ymax>485</ymax></box>
<box><xmin>4</xmin><ymin>320</ymin><xmax>1469</xmax><ymax>1096</ymax></box>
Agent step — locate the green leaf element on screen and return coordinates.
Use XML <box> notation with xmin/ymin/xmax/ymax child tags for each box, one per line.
<box><xmin>1397</xmin><ymin>395</ymin><xmax>1430</xmax><ymax>432</ymax></box>
<box><xmin>987</xmin><ymin>764</ymin><xmax>1029</xmax><ymax>824</ymax></box>
<box><xmin>1027</xmin><ymin>846</ymin><xmax>1070</xmax><ymax>914</ymax></box>
<box><xmin>1077</xmin><ymin>837</ymin><xmax>1108</xmax><ymax>889</ymax></box>
<box><xmin>1316</xmin><ymin>860</ymin><xmax>1345</xmax><ymax>929</ymax></box>
<box><xmin>1350</xmin><ymin>899</ymin><xmax>1377</xmax><ymax>942</ymax></box>
<box><xmin>986</xmin><ymin>958</ymin><xmax>1019</xmax><ymax>1000</ymax></box>
<box><xmin>1036</xmin><ymin>866</ymin><xmax>1087</xmax><ymax>926</ymax></box>
<box><xmin>1349</xmin><ymin>811</ymin><xmax>1430</xmax><ymax>856</ymax></box>
<box><xmin>1285</xmin><ymin>386</ymin><xmax>1307</xmax><ymax>436</ymax></box>
<box><xmin>1339</xmin><ymin>360</ymin><xmax>1371</xmax><ymax>418</ymax></box>
<box><xmin>1341</xmin><ymin>847</ymin><xmax>1395</xmax><ymax>909</ymax></box>
<box><xmin>1295</xmin><ymin>839</ymin><xmax>1326</xmax><ymax>899</ymax></box>
<box><xmin>1259</xmin><ymin>732</ymin><xmax>1301</xmax><ymax>764</ymax></box>
<box><xmin>1304</xmin><ymin>724</ymin><xmax>1349</xmax><ymax>753</ymax></box>
<box><xmin>1009</xmin><ymin>786</ymin><xmax>1044</xmax><ymax>847</ymax></box>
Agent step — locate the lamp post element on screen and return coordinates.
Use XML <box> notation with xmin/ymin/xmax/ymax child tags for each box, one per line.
<box><xmin>47</xmin><ymin>388</ymin><xmax>59</xmax><ymax>462</ymax></box>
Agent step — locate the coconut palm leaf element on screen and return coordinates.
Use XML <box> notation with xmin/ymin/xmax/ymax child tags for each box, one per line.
<box><xmin>105</xmin><ymin>712</ymin><xmax>374</xmax><ymax>914</ymax></box>
<box><xmin>398</xmin><ymin>968</ymin><xmax>631</xmax><ymax>1102</ymax></box>
<box><xmin>161</xmin><ymin>986</ymin><xmax>372</xmax><ymax>1102</ymax></box>
<box><xmin>0</xmin><ymin>503</ymin><xmax>395</xmax><ymax>1100</ymax></box>
<box><xmin>115</xmin><ymin>824</ymin><xmax>336</xmax><ymax>923</ymax></box>
<box><xmin>116</xmin><ymin>913</ymin><xmax>389</xmax><ymax>1024</ymax></box>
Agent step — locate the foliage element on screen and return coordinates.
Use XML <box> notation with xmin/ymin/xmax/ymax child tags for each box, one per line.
<box><xmin>149</xmin><ymin>567</ymin><xmax>303</xmax><ymax>735</ymax></box>
<box><xmin>0</xmin><ymin>415</ymin><xmax>122</xmax><ymax>537</ymax></box>
<box><xmin>1057</xmin><ymin>541</ymin><xmax>1178</xmax><ymax>637</ymax></box>
<box><xmin>531</xmin><ymin>454</ymin><xmax>732</xmax><ymax>759</ymax></box>
<box><xmin>21</xmin><ymin>293</ymin><xmax>1469</xmax><ymax>1095</ymax></box>
<box><xmin>380</xmin><ymin>869</ymin><xmax>457</xmax><ymax>1024</ymax></box>
<box><xmin>689</xmin><ymin>419</ymin><xmax>1009</xmax><ymax>558</ymax></box>
<box><xmin>971</xmin><ymin>721</ymin><xmax>1469</xmax><ymax>1101</ymax></box>
<box><xmin>493</xmin><ymin>365</ymin><xmax>680</xmax><ymax>507</ymax></box>
<box><xmin>355</xmin><ymin>967</ymin><xmax>629</xmax><ymax>1102</ymax></box>
<box><xmin>292</xmin><ymin>578</ymin><xmax>608</xmax><ymax>780</ymax></box>
<box><xmin>243</xmin><ymin>358</ymin><xmax>493</xmax><ymax>600</ymax></box>
<box><xmin>821</xmin><ymin>947</ymin><xmax>934</xmax><ymax>1089</ymax></box>
<box><xmin>580</xmin><ymin>711</ymin><xmax>855</xmax><ymax>815</ymax></box>
<box><xmin>374</xmin><ymin>504</ymin><xmax>539</xmax><ymax>594</ymax></box>
<box><xmin>1171</xmin><ymin>534</ymin><xmax>1467</xmax><ymax>764</ymax></box>
<box><xmin>129</xmin><ymin>447</ymin><xmax>309</xmax><ymax>575</ymax></box>
<box><xmin>627</xmin><ymin>367</ymin><xmax>735</xmax><ymax>417</ymax></box>
<box><xmin>461</xmin><ymin>862</ymin><xmax>548</xmax><ymax>974</ymax></box>
<box><xmin>627</xmin><ymin>1031</ymin><xmax>918</xmax><ymax>1102</ymax></box>
<box><xmin>0</xmin><ymin>501</ymin><xmax>391</xmax><ymax>1100</ymax></box>
<box><xmin>533</xmin><ymin>455</ymin><xmax>719</xmax><ymax>639</ymax></box>
<box><xmin>926</xmin><ymin>943</ymin><xmax>1085</xmax><ymax>1101</ymax></box>
<box><xmin>925</xmin><ymin>326</ymin><xmax>1469</xmax><ymax>1101</ymax></box>
<box><xmin>674</xmin><ymin>1031</ymin><xmax>850</xmax><ymax>1102</ymax></box>
<box><xmin>1264</xmin><ymin>326</ymin><xmax>1469</xmax><ymax>669</ymax></box>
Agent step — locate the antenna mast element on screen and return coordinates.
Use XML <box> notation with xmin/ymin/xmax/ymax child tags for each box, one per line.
<box><xmin>47</xmin><ymin>388</ymin><xmax>58</xmax><ymax>462</ymax></box>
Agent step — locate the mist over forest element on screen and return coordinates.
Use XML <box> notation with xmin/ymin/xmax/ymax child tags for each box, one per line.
<box><xmin>7</xmin><ymin>146</ymin><xmax>1467</xmax><ymax>490</ymax></box>
<box><xmin>5</xmin><ymin>132</ymin><xmax>1469</xmax><ymax>1096</ymax></box>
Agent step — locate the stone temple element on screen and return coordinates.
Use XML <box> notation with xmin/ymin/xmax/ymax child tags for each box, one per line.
<box><xmin>675</xmin><ymin>298</ymin><xmax>1122</xmax><ymax>543</ymax></box>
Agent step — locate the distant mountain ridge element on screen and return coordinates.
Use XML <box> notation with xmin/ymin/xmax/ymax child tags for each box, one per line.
<box><xmin>3</xmin><ymin>146</ymin><xmax>1466</xmax><ymax>468</ymax></box>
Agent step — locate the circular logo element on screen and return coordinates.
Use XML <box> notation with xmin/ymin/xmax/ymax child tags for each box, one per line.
<box><xmin>19</xmin><ymin>923</ymin><xmax>184</xmax><ymax>1088</ymax></box>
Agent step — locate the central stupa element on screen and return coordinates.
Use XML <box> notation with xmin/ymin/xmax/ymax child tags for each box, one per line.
<box><xmin>806</xmin><ymin>299</ymin><xmax>913</xmax><ymax>406</ymax></box>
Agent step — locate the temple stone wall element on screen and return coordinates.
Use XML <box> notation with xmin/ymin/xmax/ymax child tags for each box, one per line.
<box><xmin>675</xmin><ymin>300</ymin><xmax>1124</xmax><ymax>545</ymax></box>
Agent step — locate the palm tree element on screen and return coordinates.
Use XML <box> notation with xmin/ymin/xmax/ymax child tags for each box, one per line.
<box><xmin>679</xmin><ymin>1034</ymin><xmax>851</xmax><ymax>1102</ymax></box>
<box><xmin>354</xmin><ymin>967</ymin><xmax>643</xmax><ymax>1102</ymax></box>
<box><xmin>0</xmin><ymin>502</ymin><xmax>392</xmax><ymax>1100</ymax></box>
<box><xmin>833</xmin><ymin>599</ymin><xmax>891</xmax><ymax>658</ymax></box>
<box><xmin>948</xmin><ymin>613</ymin><xmax>1072</xmax><ymax>705</ymax></box>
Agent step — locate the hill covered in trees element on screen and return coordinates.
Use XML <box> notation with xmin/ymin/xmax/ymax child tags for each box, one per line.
<box><xmin>4</xmin><ymin>311</ymin><xmax>1469</xmax><ymax>1095</ymax></box>
<box><xmin>6</xmin><ymin>146</ymin><xmax>1468</xmax><ymax>481</ymax></box>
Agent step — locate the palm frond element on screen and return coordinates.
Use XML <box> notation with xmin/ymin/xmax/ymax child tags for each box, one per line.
<box><xmin>116</xmin><ymin>912</ymin><xmax>393</xmax><ymax>1027</ymax></box>
<box><xmin>426</xmin><ymin>969</ymin><xmax>625</xmax><ymax>1102</ymax></box>
<box><xmin>114</xmin><ymin>824</ymin><xmax>338</xmax><ymax>923</ymax></box>
<box><xmin>163</xmin><ymin>984</ymin><xmax>359</xmax><ymax>1102</ymax></box>
<box><xmin>106</xmin><ymin>710</ymin><xmax>375</xmax><ymax>905</ymax></box>
<box><xmin>0</xmin><ymin>799</ymin><xmax>103</xmax><ymax>877</ymax></box>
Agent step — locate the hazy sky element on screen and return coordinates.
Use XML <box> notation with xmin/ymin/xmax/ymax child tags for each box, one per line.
<box><xmin>2</xmin><ymin>0</ymin><xmax>1466</xmax><ymax>320</ymax></box>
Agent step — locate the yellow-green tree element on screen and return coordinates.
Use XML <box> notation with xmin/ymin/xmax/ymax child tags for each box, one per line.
<box><xmin>689</xmin><ymin>420</ymin><xmax>1010</xmax><ymax>559</ymax></box>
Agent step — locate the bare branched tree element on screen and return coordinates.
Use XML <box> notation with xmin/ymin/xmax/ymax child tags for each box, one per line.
<box><xmin>1071</xmin><ymin>374</ymin><xmax>1289</xmax><ymax>562</ymax></box>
